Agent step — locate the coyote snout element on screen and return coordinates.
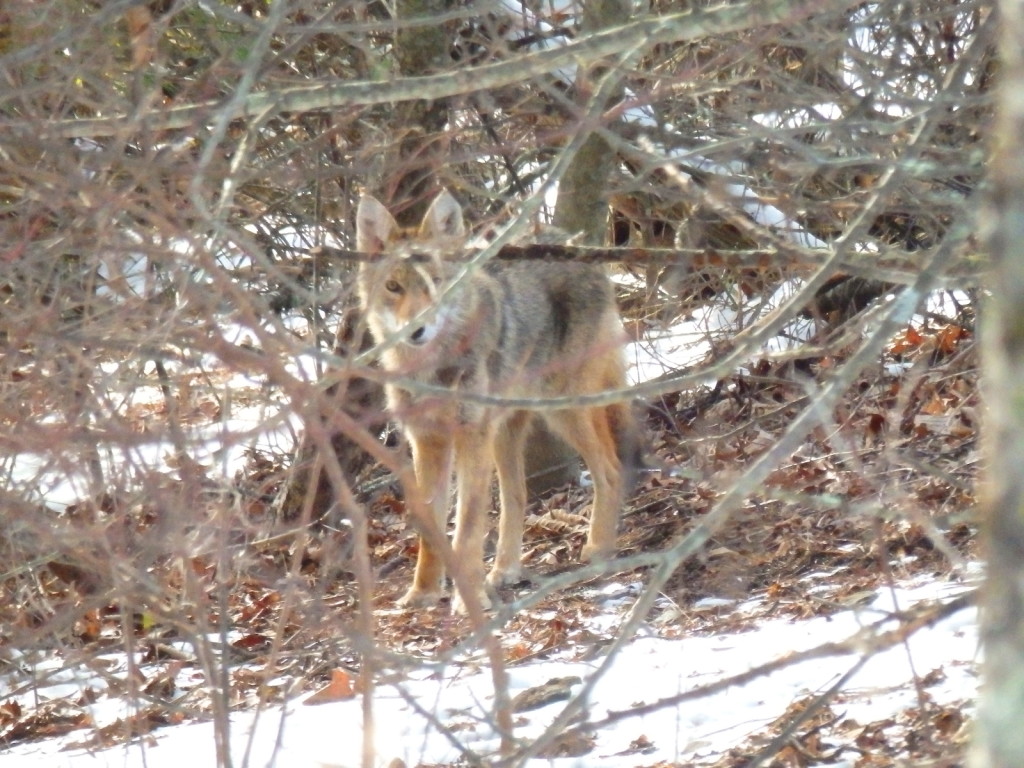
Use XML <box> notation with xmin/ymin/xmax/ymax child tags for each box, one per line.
<box><xmin>356</xmin><ymin>190</ymin><xmax>640</xmax><ymax>613</ymax></box>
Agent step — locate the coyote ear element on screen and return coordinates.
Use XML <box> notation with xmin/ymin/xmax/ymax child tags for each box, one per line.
<box><xmin>420</xmin><ymin>189</ymin><xmax>465</xmax><ymax>241</ymax></box>
<box><xmin>356</xmin><ymin>195</ymin><xmax>398</xmax><ymax>254</ymax></box>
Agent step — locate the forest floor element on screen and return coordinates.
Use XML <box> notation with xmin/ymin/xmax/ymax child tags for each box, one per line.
<box><xmin>1</xmin><ymin>309</ymin><xmax>979</xmax><ymax>767</ymax></box>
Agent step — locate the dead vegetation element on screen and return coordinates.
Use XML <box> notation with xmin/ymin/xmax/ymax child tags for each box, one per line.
<box><xmin>0</xmin><ymin>303</ymin><xmax>978</xmax><ymax>764</ymax></box>
<box><xmin>0</xmin><ymin>0</ymin><xmax>990</xmax><ymax>764</ymax></box>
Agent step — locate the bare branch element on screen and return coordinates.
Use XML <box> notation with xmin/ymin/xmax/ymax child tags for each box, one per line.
<box><xmin>6</xmin><ymin>0</ymin><xmax>861</xmax><ymax>139</ymax></box>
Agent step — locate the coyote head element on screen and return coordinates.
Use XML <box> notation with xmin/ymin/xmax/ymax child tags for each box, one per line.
<box><xmin>355</xmin><ymin>190</ymin><xmax>466</xmax><ymax>347</ymax></box>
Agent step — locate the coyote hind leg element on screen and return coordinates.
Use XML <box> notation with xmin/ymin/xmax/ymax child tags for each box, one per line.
<box><xmin>546</xmin><ymin>405</ymin><xmax>624</xmax><ymax>562</ymax></box>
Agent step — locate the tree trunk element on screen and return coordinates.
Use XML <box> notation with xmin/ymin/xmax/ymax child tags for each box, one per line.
<box><xmin>287</xmin><ymin>0</ymin><xmax>458</xmax><ymax>521</ymax></box>
<box><xmin>973</xmin><ymin>1</ymin><xmax>1024</xmax><ymax>765</ymax></box>
<box><xmin>386</xmin><ymin>0</ymin><xmax>457</xmax><ymax>222</ymax></box>
<box><xmin>553</xmin><ymin>0</ymin><xmax>632</xmax><ymax>242</ymax></box>
<box><xmin>525</xmin><ymin>0</ymin><xmax>633</xmax><ymax>499</ymax></box>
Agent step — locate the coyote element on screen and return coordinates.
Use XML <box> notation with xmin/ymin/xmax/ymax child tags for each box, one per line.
<box><xmin>356</xmin><ymin>190</ymin><xmax>639</xmax><ymax>612</ymax></box>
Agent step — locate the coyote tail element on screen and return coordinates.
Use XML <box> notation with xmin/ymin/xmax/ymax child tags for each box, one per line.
<box><xmin>610</xmin><ymin>401</ymin><xmax>644</xmax><ymax>498</ymax></box>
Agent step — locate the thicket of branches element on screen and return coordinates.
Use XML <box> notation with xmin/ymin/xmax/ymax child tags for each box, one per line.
<box><xmin>0</xmin><ymin>0</ymin><xmax>994</xmax><ymax>764</ymax></box>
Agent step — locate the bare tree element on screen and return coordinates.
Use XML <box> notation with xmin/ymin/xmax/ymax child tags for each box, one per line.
<box><xmin>973</xmin><ymin>0</ymin><xmax>1024</xmax><ymax>765</ymax></box>
<box><xmin>0</xmin><ymin>0</ymin><xmax>989</xmax><ymax>764</ymax></box>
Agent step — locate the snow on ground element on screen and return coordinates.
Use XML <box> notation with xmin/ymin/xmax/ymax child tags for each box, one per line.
<box><xmin>0</xmin><ymin>290</ymin><xmax>979</xmax><ymax>767</ymax></box>
<box><xmin>4</xmin><ymin>571</ymin><xmax>977</xmax><ymax>767</ymax></box>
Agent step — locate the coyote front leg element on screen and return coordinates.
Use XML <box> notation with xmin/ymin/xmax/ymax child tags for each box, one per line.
<box><xmin>450</xmin><ymin>425</ymin><xmax>496</xmax><ymax>614</ymax></box>
<box><xmin>402</xmin><ymin>431</ymin><xmax>453</xmax><ymax>606</ymax></box>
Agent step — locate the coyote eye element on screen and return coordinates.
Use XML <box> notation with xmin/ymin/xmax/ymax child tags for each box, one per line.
<box><xmin>384</xmin><ymin>279</ymin><xmax>402</xmax><ymax>294</ymax></box>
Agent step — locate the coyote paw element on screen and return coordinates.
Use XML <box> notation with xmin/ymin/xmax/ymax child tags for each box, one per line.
<box><xmin>452</xmin><ymin>588</ymin><xmax>492</xmax><ymax>616</ymax></box>
<box><xmin>396</xmin><ymin>586</ymin><xmax>443</xmax><ymax>608</ymax></box>
<box><xmin>485</xmin><ymin>563</ymin><xmax>522</xmax><ymax>589</ymax></box>
<box><xmin>580</xmin><ymin>540</ymin><xmax>613</xmax><ymax>563</ymax></box>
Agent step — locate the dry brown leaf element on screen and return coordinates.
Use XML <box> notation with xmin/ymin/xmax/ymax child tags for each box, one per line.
<box><xmin>535</xmin><ymin>727</ymin><xmax>595</xmax><ymax>758</ymax></box>
<box><xmin>511</xmin><ymin>676</ymin><xmax>581</xmax><ymax>712</ymax></box>
<box><xmin>304</xmin><ymin>668</ymin><xmax>357</xmax><ymax>705</ymax></box>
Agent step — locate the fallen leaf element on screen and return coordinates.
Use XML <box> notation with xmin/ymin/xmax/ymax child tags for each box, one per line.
<box><xmin>303</xmin><ymin>668</ymin><xmax>357</xmax><ymax>705</ymax></box>
<box><xmin>511</xmin><ymin>676</ymin><xmax>582</xmax><ymax>712</ymax></box>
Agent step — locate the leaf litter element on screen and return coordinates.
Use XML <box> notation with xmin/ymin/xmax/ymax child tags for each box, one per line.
<box><xmin>0</xmin><ymin>316</ymin><xmax>980</xmax><ymax>766</ymax></box>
